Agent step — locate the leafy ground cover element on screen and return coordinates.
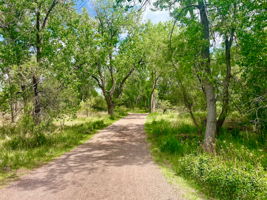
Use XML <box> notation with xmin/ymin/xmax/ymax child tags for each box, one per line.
<box><xmin>145</xmin><ymin>112</ymin><xmax>267</xmax><ymax>200</ymax></box>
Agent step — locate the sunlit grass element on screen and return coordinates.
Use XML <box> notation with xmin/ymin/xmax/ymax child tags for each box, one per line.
<box><xmin>0</xmin><ymin>112</ymin><xmax>125</xmax><ymax>185</ymax></box>
<box><xmin>145</xmin><ymin>112</ymin><xmax>267</xmax><ymax>200</ymax></box>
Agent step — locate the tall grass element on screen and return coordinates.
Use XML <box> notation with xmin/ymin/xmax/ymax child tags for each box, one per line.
<box><xmin>0</xmin><ymin>112</ymin><xmax>126</xmax><ymax>184</ymax></box>
<box><xmin>145</xmin><ymin>112</ymin><xmax>267</xmax><ymax>200</ymax></box>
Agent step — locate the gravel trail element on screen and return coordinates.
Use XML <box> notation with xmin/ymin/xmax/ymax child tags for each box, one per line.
<box><xmin>0</xmin><ymin>114</ymin><xmax>184</xmax><ymax>200</ymax></box>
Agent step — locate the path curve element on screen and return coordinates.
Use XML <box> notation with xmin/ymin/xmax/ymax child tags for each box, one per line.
<box><xmin>0</xmin><ymin>114</ymin><xmax>184</xmax><ymax>200</ymax></box>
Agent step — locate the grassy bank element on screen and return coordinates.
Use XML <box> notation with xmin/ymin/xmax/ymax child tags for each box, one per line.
<box><xmin>145</xmin><ymin>112</ymin><xmax>267</xmax><ymax>200</ymax></box>
<box><xmin>0</xmin><ymin>112</ymin><xmax>126</xmax><ymax>185</ymax></box>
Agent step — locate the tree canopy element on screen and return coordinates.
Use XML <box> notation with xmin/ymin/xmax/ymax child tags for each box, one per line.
<box><xmin>0</xmin><ymin>0</ymin><xmax>266</xmax><ymax>153</ymax></box>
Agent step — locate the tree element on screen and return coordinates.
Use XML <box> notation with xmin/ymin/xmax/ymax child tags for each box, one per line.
<box><xmin>152</xmin><ymin>0</ymin><xmax>217</xmax><ymax>152</ymax></box>
<box><xmin>89</xmin><ymin>0</ymin><xmax>143</xmax><ymax>116</ymax></box>
<box><xmin>0</xmin><ymin>0</ymin><xmax>81</xmax><ymax>125</ymax></box>
<box><xmin>234</xmin><ymin>0</ymin><xmax>267</xmax><ymax>139</ymax></box>
<box><xmin>141</xmin><ymin>22</ymin><xmax>169</xmax><ymax>113</ymax></box>
<box><xmin>0</xmin><ymin>0</ymin><xmax>31</xmax><ymax>122</ymax></box>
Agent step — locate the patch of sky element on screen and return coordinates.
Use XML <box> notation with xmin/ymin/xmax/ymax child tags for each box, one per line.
<box><xmin>75</xmin><ymin>0</ymin><xmax>96</xmax><ymax>16</ymax></box>
<box><xmin>75</xmin><ymin>0</ymin><xmax>171</xmax><ymax>24</ymax></box>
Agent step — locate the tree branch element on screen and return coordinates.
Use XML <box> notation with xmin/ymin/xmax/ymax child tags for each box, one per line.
<box><xmin>41</xmin><ymin>0</ymin><xmax>58</xmax><ymax>29</ymax></box>
<box><xmin>115</xmin><ymin>67</ymin><xmax>135</xmax><ymax>98</ymax></box>
<box><xmin>91</xmin><ymin>75</ymin><xmax>103</xmax><ymax>90</ymax></box>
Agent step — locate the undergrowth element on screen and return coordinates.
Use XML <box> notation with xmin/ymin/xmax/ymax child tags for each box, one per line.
<box><xmin>0</xmin><ymin>112</ymin><xmax>126</xmax><ymax>184</ymax></box>
<box><xmin>145</xmin><ymin>112</ymin><xmax>267</xmax><ymax>200</ymax></box>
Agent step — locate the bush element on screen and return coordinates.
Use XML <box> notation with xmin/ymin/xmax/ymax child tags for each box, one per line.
<box><xmin>176</xmin><ymin>155</ymin><xmax>267</xmax><ymax>200</ymax></box>
<box><xmin>145</xmin><ymin>113</ymin><xmax>267</xmax><ymax>200</ymax></box>
<box><xmin>92</xmin><ymin>120</ymin><xmax>105</xmax><ymax>129</ymax></box>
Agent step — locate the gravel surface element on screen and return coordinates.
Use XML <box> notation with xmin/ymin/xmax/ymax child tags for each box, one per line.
<box><xmin>0</xmin><ymin>114</ymin><xmax>184</xmax><ymax>200</ymax></box>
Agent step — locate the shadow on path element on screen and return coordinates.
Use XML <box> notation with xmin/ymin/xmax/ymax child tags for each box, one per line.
<box><xmin>7</xmin><ymin>114</ymin><xmax>150</xmax><ymax>193</ymax></box>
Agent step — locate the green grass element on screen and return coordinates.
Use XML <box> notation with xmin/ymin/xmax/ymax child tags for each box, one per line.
<box><xmin>0</xmin><ymin>112</ymin><xmax>125</xmax><ymax>185</ymax></box>
<box><xmin>159</xmin><ymin>165</ymin><xmax>209</xmax><ymax>200</ymax></box>
<box><xmin>145</xmin><ymin>112</ymin><xmax>267</xmax><ymax>200</ymax></box>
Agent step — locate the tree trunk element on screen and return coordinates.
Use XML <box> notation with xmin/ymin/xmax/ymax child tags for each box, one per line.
<box><xmin>216</xmin><ymin>31</ymin><xmax>234</xmax><ymax>134</ymax></box>
<box><xmin>32</xmin><ymin>75</ymin><xmax>41</xmax><ymax>124</ymax></box>
<box><xmin>198</xmin><ymin>0</ymin><xmax>217</xmax><ymax>153</ymax></box>
<box><xmin>203</xmin><ymin>82</ymin><xmax>217</xmax><ymax>152</ymax></box>
<box><xmin>107</xmin><ymin>101</ymin><xmax>115</xmax><ymax>117</ymax></box>
<box><xmin>32</xmin><ymin>7</ymin><xmax>42</xmax><ymax>124</ymax></box>
<box><xmin>179</xmin><ymin>79</ymin><xmax>202</xmax><ymax>135</ymax></box>
<box><xmin>150</xmin><ymin>91</ymin><xmax>156</xmax><ymax>113</ymax></box>
<box><xmin>149</xmin><ymin>73</ymin><xmax>158</xmax><ymax>113</ymax></box>
<box><xmin>10</xmin><ymin>100</ymin><xmax>15</xmax><ymax>123</ymax></box>
<box><xmin>21</xmin><ymin>84</ymin><xmax>28</xmax><ymax>111</ymax></box>
<box><xmin>7</xmin><ymin>76</ymin><xmax>15</xmax><ymax>123</ymax></box>
<box><xmin>104</xmin><ymin>93</ymin><xmax>115</xmax><ymax>117</ymax></box>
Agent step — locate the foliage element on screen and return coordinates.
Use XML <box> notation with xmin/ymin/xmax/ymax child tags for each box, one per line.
<box><xmin>0</xmin><ymin>0</ymin><xmax>265</xmax><ymax>198</ymax></box>
<box><xmin>177</xmin><ymin>154</ymin><xmax>266</xmax><ymax>200</ymax></box>
<box><xmin>145</xmin><ymin>112</ymin><xmax>267</xmax><ymax>200</ymax></box>
<box><xmin>0</xmin><ymin>112</ymin><xmax>122</xmax><ymax>183</ymax></box>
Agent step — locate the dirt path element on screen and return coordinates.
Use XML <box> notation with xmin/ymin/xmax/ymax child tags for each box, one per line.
<box><xmin>0</xmin><ymin>114</ymin><xmax>184</xmax><ymax>200</ymax></box>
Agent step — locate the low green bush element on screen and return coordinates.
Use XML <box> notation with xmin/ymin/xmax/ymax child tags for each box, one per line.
<box><xmin>176</xmin><ymin>154</ymin><xmax>267</xmax><ymax>200</ymax></box>
<box><xmin>145</xmin><ymin>112</ymin><xmax>267</xmax><ymax>200</ymax></box>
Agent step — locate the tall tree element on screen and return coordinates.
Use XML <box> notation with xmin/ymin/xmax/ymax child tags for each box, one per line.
<box><xmin>90</xmin><ymin>0</ymin><xmax>143</xmax><ymax>116</ymax></box>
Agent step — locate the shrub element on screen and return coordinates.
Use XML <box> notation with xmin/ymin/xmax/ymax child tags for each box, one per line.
<box><xmin>92</xmin><ymin>120</ymin><xmax>105</xmax><ymax>129</ymax></box>
<box><xmin>176</xmin><ymin>154</ymin><xmax>267</xmax><ymax>200</ymax></box>
<box><xmin>145</xmin><ymin>113</ymin><xmax>267</xmax><ymax>200</ymax></box>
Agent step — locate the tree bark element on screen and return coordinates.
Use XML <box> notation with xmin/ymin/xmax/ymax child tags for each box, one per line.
<box><xmin>149</xmin><ymin>73</ymin><xmax>158</xmax><ymax>113</ymax></box>
<box><xmin>32</xmin><ymin>75</ymin><xmax>41</xmax><ymax>124</ymax></box>
<box><xmin>31</xmin><ymin>1</ymin><xmax>58</xmax><ymax>124</ymax></box>
<box><xmin>216</xmin><ymin>30</ymin><xmax>234</xmax><ymax>134</ymax></box>
<box><xmin>10</xmin><ymin>100</ymin><xmax>15</xmax><ymax>123</ymax></box>
<box><xmin>203</xmin><ymin>82</ymin><xmax>217</xmax><ymax>152</ymax></box>
<box><xmin>106</xmin><ymin>96</ymin><xmax>115</xmax><ymax>117</ymax></box>
<box><xmin>150</xmin><ymin>91</ymin><xmax>156</xmax><ymax>113</ymax></box>
<box><xmin>32</xmin><ymin>5</ymin><xmax>42</xmax><ymax>124</ymax></box>
<box><xmin>198</xmin><ymin>0</ymin><xmax>217</xmax><ymax>153</ymax></box>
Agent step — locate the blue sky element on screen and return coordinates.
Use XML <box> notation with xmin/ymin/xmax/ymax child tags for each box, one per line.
<box><xmin>75</xmin><ymin>0</ymin><xmax>96</xmax><ymax>16</ymax></box>
<box><xmin>75</xmin><ymin>0</ymin><xmax>171</xmax><ymax>23</ymax></box>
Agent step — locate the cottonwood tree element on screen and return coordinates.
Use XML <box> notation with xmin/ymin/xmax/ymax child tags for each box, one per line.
<box><xmin>28</xmin><ymin>0</ymin><xmax>72</xmax><ymax>124</ymax></box>
<box><xmin>0</xmin><ymin>0</ymin><xmax>80</xmax><ymax>125</ymax></box>
<box><xmin>151</xmin><ymin>0</ymin><xmax>217</xmax><ymax>152</ymax></box>
<box><xmin>0</xmin><ymin>0</ymin><xmax>32</xmax><ymax>122</ymax></box>
<box><xmin>233</xmin><ymin>0</ymin><xmax>267</xmax><ymax>138</ymax></box>
<box><xmin>141</xmin><ymin>22</ymin><xmax>170</xmax><ymax>113</ymax></box>
<box><xmin>209</xmin><ymin>0</ymin><xmax>238</xmax><ymax>133</ymax></box>
<box><xmin>167</xmin><ymin>24</ymin><xmax>206</xmax><ymax>135</ymax></box>
<box><xmin>89</xmin><ymin>0</ymin><xmax>144</xmax><ymax>116</ymax></box>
